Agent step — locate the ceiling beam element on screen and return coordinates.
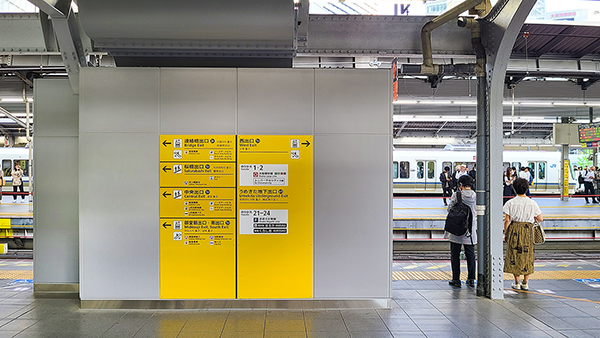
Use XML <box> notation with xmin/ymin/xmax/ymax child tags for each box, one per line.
<box><xmin>533</xmin><ymin>26</ymin><xmax>576</xmax><ymax>58</ymax></box>
<box><xmin>576</xmin><ymin>38</ymin><xmax>600</xmax><ymax>59</ymax></box>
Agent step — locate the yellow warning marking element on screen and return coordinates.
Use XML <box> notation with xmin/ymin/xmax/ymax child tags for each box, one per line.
<box><xmin>506</xmin><ymin>288</ymin><xmax>600</xmax><ymax>305</ymax></box>
<box><xmin>0</xmin><ymin>212</ymin><xmax>33</xmax><ymax>216</ymax></box>
<box><xmin>534</xmin><ymin>263</ymin><xmax>546</xmax><ymax>267</ymax></box>
<box><xmin>0</xmin><ymin>270</ymin><xmax>33</xmax><ymax>280</ymax></box>
<box><xmin>425</xmin><ymin>265</ymin><xmax>447</xmax><ymax>270</ymax></box>
<box><xmin>392</xmin><ymin>270</ymin><xmax>600</xmax><ymax>281</ymax></box>
<box><xmin>557</xmin><ymin>264</ymin><xmax>570</xmax><ymax>268</ymax></box>
<box><xmin>403</xmin><ymin>265</ymin><xmax>418</xmax><ymax>269</ymax></box>
<box><xmin>15</xmin><ymin>263</ymin><xmax>31</xmax><ymax>267</ymax></box>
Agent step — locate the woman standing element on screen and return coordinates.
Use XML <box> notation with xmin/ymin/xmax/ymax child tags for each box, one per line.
<box><xmin>503</xmin><ymin>178</ymin><xmax>543</xmax><ymax>290</ymax></box>
<box><xmin>503</xmin><ymin>167</ymin><xmax>515</xmax><ymax>205</ymax></box>
<box><xmin>445</xmin><ymin>175</ymin><xmax>477</xmax><ymax>288</ymax></box>
<box><xmin>11</xmin><ymin>162</ymin><xmax>24</xmax><ymax>203</ymax></box>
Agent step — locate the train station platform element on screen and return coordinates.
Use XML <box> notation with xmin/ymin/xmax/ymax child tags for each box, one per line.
<box><xmin>393</xmin><ymin>196</ymin><xmax>600</xmax><ymax>244</ymax></box>
<box><xmin>0</xmin><ymin>259</ymin><xmax>599</xmax><ymax>337</ymax></box>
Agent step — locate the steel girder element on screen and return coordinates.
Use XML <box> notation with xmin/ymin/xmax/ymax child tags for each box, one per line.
<box><xmin>480</xmin><ymin>0</ymin><xmax>538</xmax><ymax>300</ymax></box>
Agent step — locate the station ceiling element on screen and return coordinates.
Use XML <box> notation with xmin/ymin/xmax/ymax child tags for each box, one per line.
<box><xmin>0</xmin><ymin>5</ymin><xmax>600</xmax><ymax>140</ymax></box>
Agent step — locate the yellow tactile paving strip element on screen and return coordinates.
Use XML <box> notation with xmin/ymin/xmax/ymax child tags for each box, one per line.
<box><xmin>0</xmin><ymin>270</ymin><xmax>33</xmax><ymax>279</ymax></box>
<box><xmin>392</xmin><ymin>270</ymin><xmax>600</xmax><ymax>281</ymax></box>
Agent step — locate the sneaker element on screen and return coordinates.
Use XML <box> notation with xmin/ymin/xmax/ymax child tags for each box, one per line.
<box><xmin>466</xmin><ymin>279</ymin><xmax>475</xmax><ymax>287</ymax></box>
<box><xmin>511</xmin><ymin>282</ymin><xmax>521</xmax><ymax>290</ymax></box>
<box><xmin>20</xmin><ymin>200</ymin><xmax>25</xmax><ymax>203</ymax></box>
<box><xmin>520</xmin><ymin>283</ymin><xmax>529</xmax><ymax>290</ymax></box>
<box><xmin>448</xmin><ymin>280</ymin><xmax>462</xmax><ymax>288</ymax></box>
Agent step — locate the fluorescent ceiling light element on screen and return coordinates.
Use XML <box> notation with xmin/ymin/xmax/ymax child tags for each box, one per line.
<box><xmin>0</xmin><ymin>98</ymin><xmax>33</xmax><ymax>103</ymax></box>
<box><xmin>394</xmin><ymin>99</ymin><xmax>600</xmax><ymax>107</ymax></box>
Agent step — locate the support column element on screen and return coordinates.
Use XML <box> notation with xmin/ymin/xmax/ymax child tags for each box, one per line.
<box><xmin>480</xmin><ymin>0</ymin><xmax>537</xmax><ymax>299</ymax></box>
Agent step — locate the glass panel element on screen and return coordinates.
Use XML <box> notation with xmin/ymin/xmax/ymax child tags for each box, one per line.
<box><xmin>399</xmin><ymin>161</ymin><xmax>409</xmax><ymax>179</ymax></box>
<box><xmin>503</xmin><ymin>162</ymin><xmax>510</xmax><ymax>172</ymax></box>
<box><xmin>442</xmin><ymin>161</ymin><xmax>452</xmax><ymax>172</ymax></box>
<box><xmin>16</xmin><ymin>160</ymin><xmax>28</xmax><ymax>177</ymax></box>
<box><xmin>417</xmin><ymin>161</ymin><xmax>424</xmax><ymax>179</ymax></box>
<box><xmin>466</xmin><ymin>162</ymin><xmax>475</xmax><ymax>171</ymax></box>
<box><xmin>538</xmin><ymin>162</ymin><xmax>546</xmax><ymax>180</ymax></box>
<box><xmin>512</xmin><ymin>162</ymin><xmax>521</xmax><ymax>171</ymax></box>
<box><xmin>528</xmin><ymin>162</ymin><xmax>535</xmax><ymax>180</ymax></box>
<box><xmin>393</xmin><ymin>162</ymin><xmax>398</xmax><ymax>179</ymax></box>
<box><xmin>427</xmin><ymin>161</ymin><xmax>435</xmax><ymax>179</ymax></box>
<box><xmin>2</xmin><ymin>160</ymin><xmax>11</xmax><ymax>177</ymax></box>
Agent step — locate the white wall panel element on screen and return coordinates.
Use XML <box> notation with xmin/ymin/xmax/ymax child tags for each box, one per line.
<box><xmin>238</xmin><ymin>69</ymin><xmax>314</xmax><ymax>134</ymax></box>
<box><xmin>314</xmin><ymin>134</ymin><xmax>391</xmax><ymax>298</ymax></box>
<box><xmin>315</xmin><ymin>69</ymin><xmax>391</xmax><ymax>134</ymax></box>
<box><xmin>160</xmin><ymin>68</ymin><xmax>237</xmax><ymax>134</ymax></box>
<box><xmin>79</xmin><ymin>132</ymin><xmax>159</xmax><ymax>299</ymax></box>
<box><xmin>34</xmin><ymin>79</ymin><xmax>79</xmax><ymax>286</ymax></box>
<box><xmin>34</xmin><ymin>79</ymin><xmax>78</xmax><ymax>137</ymax></box>
<box><xmin>80</xmin><ymin>68</ymin><xmax>159</xmax><ymax>133</ymax></box>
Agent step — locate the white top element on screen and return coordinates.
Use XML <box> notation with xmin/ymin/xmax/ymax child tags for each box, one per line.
<box><xmin>518</xmin><ymin>171</ymin><xmax>530</xmax><ymax>181</ymax></box>
<box><xmin>503</xmin><ymin>196</ymin><xmax>542</xmax><ymax>223</ymax></box>
<box><xmin>584</xmin><ymin>170</ymin><xmax>595</xmax><ymax>183</ymax></box>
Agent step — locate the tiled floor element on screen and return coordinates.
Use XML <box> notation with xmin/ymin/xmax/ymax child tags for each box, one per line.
<box><xmin>1</xmin><ymin>277</ymin><xmax>600</xmax><ymax>337</ymax></box>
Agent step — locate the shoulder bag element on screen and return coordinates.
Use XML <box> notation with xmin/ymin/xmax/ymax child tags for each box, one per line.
<box><xmin>532</xmin><ymin>221</ymin><xmax>546</xmax><ymax>245</ymax></box>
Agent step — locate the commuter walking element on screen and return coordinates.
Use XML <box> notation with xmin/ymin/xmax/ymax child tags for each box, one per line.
<box><xmin>439</xmin><ymin>166</ymin><xmax>453</xmax><ymax>206</ymax></box>
<box><xmin>503</xmin><ymin>178</ymin><xmax>543</xmax><ymax>290</ymax></box>
<box><xmin>11</xmin><ymin>162</ymin><xmax>24</xmax><ymax>203</ymax></box>
<box><xmin>445</xmin><ymin>175</ymin><xmax>477</xmax><ymax>288</ymax></box>
<box><xmin>583</xmin><ymin>166</ymin><xmax>598</xmax><ymax>203</ymax></box>
<box><xmin>503</xmin><ymin>167</ymin><xmax>515</xmax><ymax>205</ymax></box>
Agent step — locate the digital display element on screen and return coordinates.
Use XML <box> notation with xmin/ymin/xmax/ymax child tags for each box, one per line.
<box><xmin>579</xmin><ymin>124</ymin><xmax>600</xmax><ymax>143</ymax></box>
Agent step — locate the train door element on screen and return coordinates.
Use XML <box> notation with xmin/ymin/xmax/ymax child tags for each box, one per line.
<box><xmin>527</xmin><ymin>161</ymin><xmax>547</xmax><ymax>191</ymax></box>
<box><xmin>415</xmin><ymin>160</ymin><xmax>436</xmax><ymax>190</ymax></box>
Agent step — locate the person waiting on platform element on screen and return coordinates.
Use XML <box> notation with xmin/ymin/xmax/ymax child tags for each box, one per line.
<box><xmin>11</xmin><ymin>163</ymin><xmax>24</xmax><ymax>203</ymax></box>
<box><xmin>503</xmin><ymin>177</ymin><xmax>543</xmax><ymax>291</ymax></box>
<box><xmin>439</xmin><ymin>166</ymin><xmax>453</xmax><ymax>206</ymax></box>
<box><xmin>503</xmin><ymin>167</ymin><xmax>515</xmax><ymax>205</ymax></box>
<box><xmin>446</xmin><ymin>175</ymin><xmax>477</xmax><ymax>288</ymax></box>
<box><xmin>583</xmin><ymin>166</ymin><xmax>598</xmax><ymax>203</ymax></box>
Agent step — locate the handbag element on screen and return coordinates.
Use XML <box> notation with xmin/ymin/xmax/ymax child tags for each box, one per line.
<box><xmin>532</xmin><ymin>221</ymin><xmax>546</xmax><ymax>245</ymax></box>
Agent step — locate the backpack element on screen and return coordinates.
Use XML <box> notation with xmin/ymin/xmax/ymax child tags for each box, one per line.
<box><xmin>579</xmin><ymin>173</ymin><xmax>584</xmax><ymax>184</ymax></box>
<box><xmin>444</xmin><ymin>190</ymin><xmax>473</xmax><ymax>238</ymax></box>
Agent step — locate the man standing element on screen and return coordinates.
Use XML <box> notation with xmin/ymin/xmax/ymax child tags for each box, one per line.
<box><xmin>440</xmin><ymin>166</ymin><xmax>453</xmax><ymax>206</ymax></box>
<box><xmin>583</xmin><ymin>166</ymin><xmax>598</xmax><ymax>203</ymax></box>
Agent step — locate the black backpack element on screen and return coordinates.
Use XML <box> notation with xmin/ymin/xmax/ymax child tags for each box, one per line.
<box><xmin>579</xmin><ymin>173</ymin><xmax>585</xmax><ymax>184</ymax></box>
<box><xmin>444</xmin><ymin>190</ymin><xmax>473</xmax><ymax>237</ymax></box>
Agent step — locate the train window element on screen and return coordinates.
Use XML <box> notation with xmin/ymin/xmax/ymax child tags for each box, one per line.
<box><xmin>538</xmin><ymin>162</ymin><xmax>546</xmax><ymax>180</ymax></box>
<box><xmin>393</xmin><ymin>162</ymin><xmax>398</xmax><ymax>179</ymax></box>
<box><xmin>512</xmin><ymin>162</ymin><xmax>521</xmax><ymax>170</ymax></box>
<box><xmin>427</xmin><ymin>161</ymin><xmax>435</xmax><ymax>179</ymax></box>
<box><xmin>399</xmin><ymin>162</ymin><xmax>409</xmax><ymax>179</ymax></box>
<box><xmin>416</xmin><ymin>161</ymin><xmax>424</xmax><ymax>179</ymax></box>
<box><xmin>18</xmin><ymin>160</ymin><xmax>28</xmax><ymax>177</ymax></box>
<box><xmin>503</xmin><ymin>162</ymin><xmax>510</xmax><ymax>172</ymax></box>
<box><xmin>442</xmin><ymin>161</ymin><xmax>451</xmax><ymax>172</ymax></box>
<box><xmin>1</xmin><ymin>160</ymin><xmax>11</xmax><ymax>177</ymax></box>
<box><xmin>466</xmin><ymin>162</ymin><xmax>475</xmax><ymax>171</ymax></box>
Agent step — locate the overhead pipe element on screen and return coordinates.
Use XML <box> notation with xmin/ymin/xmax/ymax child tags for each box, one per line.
<box><xmin>400</xmin><ymin>0</ymin><xmax>489</xmax><ymax>76</ymax></box>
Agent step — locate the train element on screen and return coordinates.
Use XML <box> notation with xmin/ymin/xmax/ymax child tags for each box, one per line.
<box><xmin>392</xmin><ymin>146</ymin><xmax>586</xmax><ymax>195</ymax></box>
<box><xmin>0</xmin><ymin>147</ymin><xmax>31</xmax><ymax>190</ymax></box>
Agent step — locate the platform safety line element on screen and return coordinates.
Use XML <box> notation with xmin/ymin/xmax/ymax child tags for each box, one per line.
<box><xmin>507</xmin><ymin>289</ymin><xmax>600</xmax><ymax>305</ymax></box>
<box><xmin>0</xmin><ymin>270</ymin><xmax>33</xmax><ymax>280</ymax></box>
<box><xmin>392</xmin><ymin>270</ymin><xmax>600</xmax><ymax>281</ymax></box>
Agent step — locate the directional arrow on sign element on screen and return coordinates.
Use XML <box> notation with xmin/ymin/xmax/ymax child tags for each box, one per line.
<box><xmin>162</xmin><ymin>191</ymin><xmax>171</xmax><ymax>198</ymax></box>
<box><xmin>162</xmin><ymin>140</ymin><xmax>172</xmax><ymax>147</ymax></box>
<box><xmin>301</xmin><ymin>140</ymin><xmax>310</xmax><ymax>147</ymax></box>
<box><xmin>162</xmin><ymin>166</ymin><xmax>171</xmax><ymax>173</ymax></box>
<box><xmin>162</xmin><ymin>222</ymin><xmax>171</xmax><ymax>229</ymax></box>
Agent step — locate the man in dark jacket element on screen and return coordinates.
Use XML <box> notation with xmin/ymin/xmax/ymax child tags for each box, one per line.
<box><xmin>440</xmin><ymin>166</ymin><xmax>453</xmax><ymax>206</ymax></box>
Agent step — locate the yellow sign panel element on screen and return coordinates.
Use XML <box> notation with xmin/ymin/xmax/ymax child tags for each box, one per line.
<box><xmin>159</xmin><ymin>162</ymin><xmax>235</xmax><ymax>187</ymax></box>
<box><xmin>160</xmin><ymin>187</ymin><xmax>236</xmax><ymax>218</ymax></box>
<box><xmin>159</xmin><ymin>135</ymin><xmax>236</xmax><ymax>300</ymax></box>
<box><xmin>160</xmin><ymin>218</ymin><xmax>235</xmax><ymax>299</ymax></box>
<box><xmin>236</xmin><ymin>135</ymin><xmax>313</xmax><ymax>299</ymax></box>
<box><xmin>564</xmin><ymin>159</ymin><xmax>570</xmax><ymax>196</ymax></box>
<box><xmin>159</xmin><ymin>135</ymin><xmax>235</xmax><ymax>162</ymax></box>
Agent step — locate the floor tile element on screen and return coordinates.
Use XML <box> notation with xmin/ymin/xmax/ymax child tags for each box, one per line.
<box><xmin>349</xmin><ymin>331</ymin><xmax>393</xmax><ymax>338</ymax></box>
<box><xmin>307</xmin><ymin>333</ymin><xmax>350</xmax><ymax>338</ymax></box>
<box><xmin>305</xmin><ymin>319</ymin><xmax>347</xmax><ymax>332</ymax></box>
<box><xmin>264</xmin><ymin>332</ymin><xmax>307</xmax><ymax>338</ymax></box>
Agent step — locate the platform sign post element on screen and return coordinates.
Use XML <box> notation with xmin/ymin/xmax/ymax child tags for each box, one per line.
<box><xmin>159</xmin><ymin>135</ymin><xmax>236</xmax><ymax>299</ymax></box>
<box><xmin>237</xmin><ymin>135</ymin><xmax>313</xmax><ymax>299</ymax></box>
